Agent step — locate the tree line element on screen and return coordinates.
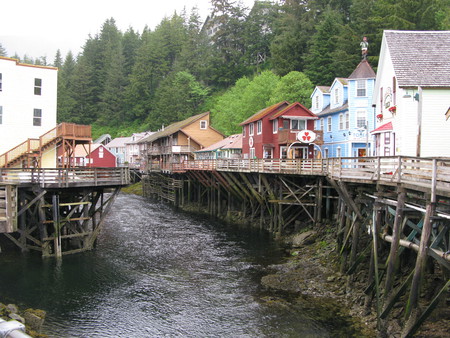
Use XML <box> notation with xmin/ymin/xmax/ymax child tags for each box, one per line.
<box><xmin>1</xmin><ymin>0</ymin><xmax>449</xmax><ymax>138</ymax></box>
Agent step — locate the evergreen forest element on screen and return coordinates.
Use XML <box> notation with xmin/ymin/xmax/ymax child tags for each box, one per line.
<box><xmin>1</xmin><ymin>0</ymin><xmax>449</xmax><ymax>139</ymax></box>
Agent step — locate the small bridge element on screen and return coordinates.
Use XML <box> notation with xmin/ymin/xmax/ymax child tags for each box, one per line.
<box><xmin>0</xmin><ymin>167</ymin><xmax>130</xmax><ymax>257</ymax></box>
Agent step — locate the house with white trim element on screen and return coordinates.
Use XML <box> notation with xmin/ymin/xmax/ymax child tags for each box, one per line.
<box><xmin>311</xmin><ymin>61</ymin><xmax>376</xmax><ymax>158</ymax></box>
<box><xmin>372</xmin><ymin>30</ymin><xmax>450</xmax><ymax>157</ymax></box>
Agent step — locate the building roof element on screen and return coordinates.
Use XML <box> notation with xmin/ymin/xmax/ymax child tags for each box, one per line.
<box><xmin>0</xmin><ymin>56</ymin><xmax>58</xmax><ymax>71</ymax></box>
<box><xmin>384</xmin><ymin>30</ymin><xmax>450</xmax><ymax>87</ymax></box>
<box><xmin>348</xmin><ymin>60</ymin><xmax>376</xmax><ymax>79</ymax></box>
<box><xmin>105</xmin><ymin>137</ymin><xmax>132</xmax><ymax>148</ymax></box>
<box><xmin>370</xmin><ymin>122</ymin><xmax>393</xmax><ymax>134</ymax></box>
<box><xmin>94</xmin><ymin>134</ymin><xmax>112</xmax><ymax>144</ymax></box>
<box><xmin>195</xmin><ymin>134</ymin><xmax>242</xmax><ymax>153</ymax></box>
<box><xmin>138</xmin><ymin>112</ymin><xmax>214</xmax><ymax>144</ymax></box>
<box><xmin>269</xmin><ymin>102</ymin><xmax>318</xmax><ymax>120</ymax></box>
<box><xmin>240</xmin><ymin>102</ymin><xmax>289</xmax><ymax>125</ymax></box>
<box><xmin>335</xmin><ymin>78</ymin><xmax>348</xmax><ymax>86</ymax></box>
<box><xmin>317</xmin><ymin>86</ymin><xmax>331</xmax><ymax>93</ymax></box>
<box><xmin>315</xmin><ymin>102</ymin><xmax>349</xmax><ymax>117</ymax></box>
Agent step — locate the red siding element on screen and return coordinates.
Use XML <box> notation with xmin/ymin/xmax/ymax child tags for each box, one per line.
<box><xmin>87</xmin><ymin>146</ymin><xmax>116</xmax><ymax>167</ymax></box>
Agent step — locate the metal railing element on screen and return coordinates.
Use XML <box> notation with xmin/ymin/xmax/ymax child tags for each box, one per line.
<box><xmin>0</xmin><ymin>167</ymin><xmax>130</xmax><ymax>188</ymax></box>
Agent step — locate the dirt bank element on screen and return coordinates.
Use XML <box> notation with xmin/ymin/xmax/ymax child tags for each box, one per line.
<box><xmin>259</xmin><ymin>225</ymin><xmax>449</xmax><ymax>337</ymax></box>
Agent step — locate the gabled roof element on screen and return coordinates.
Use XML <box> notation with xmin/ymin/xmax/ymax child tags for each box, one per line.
<box><xmin>269</xmin><ymin>102</ymin><xmax>318</xmax><ymax>120</ymax></box>
<box><xmin>371</xmin><ymin>122</ymin><xmax>393</xmax><ymax>134</ymax></box>
<box><xmin>195</xmin><ymin>134</ymin><xmax>242</xmax><ymax>153</ymax></box>
<box><xmin>105</xmin><ymin>137</ymin><xmax>132</xmax><ymax>148</ymax></box>
<box><xmin>240</xmin><ymin>101</ymin><xmax>289</xmax><ymax>125</ymax></box>
<box><xmin>138</xmin><ymin>112</ymin><xmax>211</xmax><ymax>143</ymax></box>
<box><xmin>317</xmin><ymin>86</ymin><xmax>331</xmax><ymax>93</ymax></box>
<box><xmin>334</xmin><ymin>78</ymin><xmax>348</xmax><ymax>86</ymax></box>
<box><xmin>348</xmin><ymin>60</ymin><xmax>376</xmax><ymax>79</ymax></box>
<box><xmin>384</xmin><ymin>30</ymin><xmax>450</xmax><ymax>87</ymax></box>
<box><xmin>74</xmin><ymin>144</ymin><xmax>105</xmax><ymax>157</ymax></box>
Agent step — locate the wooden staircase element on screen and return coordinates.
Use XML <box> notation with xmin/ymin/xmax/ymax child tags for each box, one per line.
<box><xmin>0</xmin><ymin>123</ymin><xmax>92</xmax><ymax>168</ymax></box>
<box><xmin>0</xmin><ymin>184</ymin><xmax>17</xmax><ymax>233</ymax></box>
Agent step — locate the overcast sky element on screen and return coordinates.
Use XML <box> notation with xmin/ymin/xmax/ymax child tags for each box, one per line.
<box><xmin>1</xmin><ymin>0</ymin><xmax>254</xmax><ymax>62</ymax></box>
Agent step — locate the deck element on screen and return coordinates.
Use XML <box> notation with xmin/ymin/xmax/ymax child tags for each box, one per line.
<box><xmin>157</xmin><ymin>156</ymin><xmax>450</xmax><ymax>197</ymax></box>
<box><xmin>0</xmin><ymin>167</ymin><xmax>130</xmax><ymax>188</ymax></box>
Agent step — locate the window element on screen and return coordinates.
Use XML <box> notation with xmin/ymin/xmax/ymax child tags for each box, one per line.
<box><xmin>334</xmin><ymin>88</ymin><xmax>339</xmax><ymax>104</ymax></box>
<box><xmin>273</xmin><ymin>119</ymin><xmax>278</xmax><ymax>134</ymax></box>
<box><xmin>336</xmin><ymin>147</ymin><xmax>341</xmax><ymax>157</ymax></box>
<box><xmin>99</xmin><ymin>147</ymin><xmax>104</xmax><ymax>158</ymax></box>
<box><xmin>249</xmin><ymin>123</ymin><xmax>254</xmax><ymax>135</ymax></box>
<box><xmin>33</xmin><ymin>108</ymin><xmax>42</xmax><ymax>126</ymax></box>
<box><xmin>257</xmin><ymin>120</ymin><xmax>262</xmax><ymax>134</ymax></box>
<box><xmin>291</xmin><ymin>119</ymin><xmax>306</xmax><ymax>130</ymax></box>
<box><xmin>315</xmin><ymin>96</ymin><xmax>319</xmax><ymax>109</ymax></box>
<box><xmin>324</xmin><ymin>148</ymin><xmax>329</xmax><ymax>158</ymax></box>
<box><xmin>339</xmin><ymin>114</ymin><xmax>344</xmax><ymax>130</ymax></box>
<box><xmin>34</xmin><ymin>78</ymin><xmax>42</xmax><ymax>95</ymax></box>
<box><xmin>384</xmin><ymin>147</ymin><xmax>391</xmax><ymax>156</ymax></box>
<box><xmin>242</xmin><ymin>126</ymin><xmax>246</xmax><ymax>137</ymax></box>
<box><xmin>200</xmin><ymin>120</ymin><xmax>207</xmax><ymax>129</ymax></box>
<box><xmin>320</xmin><ymin>118</ymin><xmax>324</xmax><ymax>131</ymax></box>
<box><xmin>0</xmin><ymin>106</ymin><xmax>2</xmax><ymax>124</ymax></box>
<box><xmin>384</xmin><ymin>132</ymin><xmax>391</xmax><ymax>145</ymax></box>
<box><xmin>357</xmin><ymin>79</ymin><xmax>366</xmax><ymax>97</ymax></box>
<box><xmin>345</xmin><ymin>113</ymin><xmax>349</xmax><ymax>129</ymax></box>
<box><xmin>0</xmin><ymin>73</ymin><xmax>2</xmax><ymax>91</ymax></box>
<box><xmin>356</xmin><ymin>110</ymin><xmax>367</xmax><ymax>129</ymax></box>
<box><xmin>250</xmin><ymin>148</ymin><xmax>255</xmax><ymax>159</ymax></box>
<box><xmin>327</xmin><ymin>116</ymin><xmax>332</xmax><ymax>132</ymax></box>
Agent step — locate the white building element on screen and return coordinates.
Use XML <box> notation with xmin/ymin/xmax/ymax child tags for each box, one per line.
<box><xmin>0</xmin><ymin>57</ymin><xmax>58</xmax><ymax>154</ymax></box>
<box><xmin>372</xmin><ymin>30</ymin><xmax>450</xmax><ymax>157</ymax></box>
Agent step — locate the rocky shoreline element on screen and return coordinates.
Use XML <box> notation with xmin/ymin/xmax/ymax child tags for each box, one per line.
<box><xmin>259</xmin><ymin>225</ymin><xmax>449</xmax><ymax>337</ymax></box>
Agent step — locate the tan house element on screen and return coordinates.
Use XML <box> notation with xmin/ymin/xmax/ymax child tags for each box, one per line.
<box><xmin>139</xmin><ymin>112</ymin><xmax>224</xmax><ymax>171</ymax></box>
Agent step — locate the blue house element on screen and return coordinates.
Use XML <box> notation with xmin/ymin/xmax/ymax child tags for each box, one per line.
<box><xmin>310</xmin><ymin>60</ymin><xmax>376</xmax><ymax>158</ymax></box>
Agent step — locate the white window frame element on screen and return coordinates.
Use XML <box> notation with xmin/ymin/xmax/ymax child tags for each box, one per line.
<box><xmin>345</xmin><ymin>112</ymin><xmax>350</xmax><ymax>129</ymax></box>
<box><xmin>339</xmin><ymin>114</ymin><xmax>344</xmax><ymax>130</ymax></box>
<box><xmin>249</xmin><ymin>123</ymin><xmax>254</xmax><ymax>136</ymax></box>
<box><xmin>320</xmin><ymin>118</ymin><xmax>324</xmax><ymax>131</ymax></box>
<box><xmin>249</xmin><ymin>147</ymin><xmax>255</xmax><ymax>159</ymax></box>
<box><xmin>315</xmin><ymin>95</ymin><xmax>319</xmax><ymax>109</ymax></box>
<box><xmin>257</xmin><ymin>120</ymin><xmax>262</xmax><ymax>134</ymax></box>
<box><xmin>356</xmin><ymin>110</ymin><xmax>367</xmax><ymax>129</ymax></box>
<box><xmin>336</xmin><ymin>147</ymin><xmax>341</xmax><ymax>157</ymax></box>
<box><xmin>0</xmin><ymin>73</ymin><xmax>2</xmax><ymax>91</ymax></box>
<box><xmin>334</xmin><ymin>88</ymin><xmax>339</xmax><ymax>104</ymax></box>
<box><xmin>34</xmin><ymin>78</ymin><xmax>42</xmax><ymax>95</ymax></box>
<box><xmin>327</xmin><ymin>116</ymin><xmax>332</xmax><ymax>132</ymax></box>
<box><xmin>200</xmin><ymin>120</ymin><xmax>207</xmax><ymax>129</ymax></box>
<box><xmin>273</xmin><ymin>119</ymin><xmax>278</xmax><ymax>134</ymax></box>
<box><xmin>33</xmin><ymin>108</ymin><xmax>42</xmax><ymax>126</ymax></box>
<box><xmin>291</xmin><ymin>119</ymin><xmax>306</xmax><ymax>130</ymax></box>
<box><xmin>357</xmin><ymin>79</ymin><xmax>366</xmax><ymax>97</ymax></box>
<box><xmin>324</xmin><ymin>148</ymin><xmax>329</xmax><ymax>158</ymax></box>
<box><xmin>242</xmin><ymin>125</ymin><xmax>246</xmax><ymax>137</ymax></box>
<box><xmin>0</xmin><ymin>106</ymin><xmax>2</xmax><ymax>124</ymax></box>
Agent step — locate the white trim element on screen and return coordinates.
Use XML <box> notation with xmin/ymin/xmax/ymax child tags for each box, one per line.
<box><xmin>200</xmin><ymin>120</ymin><xmax>207</xmax><ymax>129</ymax></box>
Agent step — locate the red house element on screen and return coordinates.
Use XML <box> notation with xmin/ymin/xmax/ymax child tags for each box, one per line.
<box><xmin>240</xmin><ymin>101</ymin><xmax>321</xmax><ymax>159</ymax></box>
<box><xmin>74</xmin><ymin>144</ymin><xmax>116</xmax><ymax>167</ymax></box>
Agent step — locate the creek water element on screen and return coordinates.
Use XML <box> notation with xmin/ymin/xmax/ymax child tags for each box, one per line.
<box><xmin>1</xmin><ymin>194</ymin><xmax>357</xmax><ymax>337</ymax></box>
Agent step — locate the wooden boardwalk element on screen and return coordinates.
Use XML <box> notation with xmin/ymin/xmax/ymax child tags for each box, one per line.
<box><xmin>0</xmin><ymin>167</ymin><xmax>130</xmax><ymax>257</ymax></box>
<box><xmin>151</xmin><ymin>156</ymin><xmax>450</xmax><ymax>198</ymax></box>
<box><xmin>144</xmin><ymin>156</ymin><xmax>450</xmax><ymax>337</ymax></box>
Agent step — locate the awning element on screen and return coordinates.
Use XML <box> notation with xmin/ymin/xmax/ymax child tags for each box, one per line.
<box><xmin>370</xmin><ymin>122</ymin><xmax>393</xmax><ymax>134</ymax></box>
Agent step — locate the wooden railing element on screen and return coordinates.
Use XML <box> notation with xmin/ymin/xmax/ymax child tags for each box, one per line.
<box><xmin>154</xmin><ymin>156</ymin><xmax>450</xmax><ymax>196</ymax></box>
<box><xmin>0</xmin><ymin>167</ymin><xmax>130</xmax><ymax>188</ymax></box>
<box><xmin>0</xmin><ymin>139</ymin><xmax>40</xmax><ymax>167</ymax></box>
<box><xmin>40</xmin><ymin>122</ymin><xmax>91</xmax><ymax>148</ymax></box>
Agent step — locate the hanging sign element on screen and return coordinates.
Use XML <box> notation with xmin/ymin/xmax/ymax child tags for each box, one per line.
<box><xmin>297</xmin><ymin>130</ymin><xmax>316</xmax><ymax>143</ymax></box>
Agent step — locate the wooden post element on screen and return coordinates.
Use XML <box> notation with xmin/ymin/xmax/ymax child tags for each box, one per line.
<box><xmin>52</xmin><ymin>194</ymin><xmax>62</xmax><ymax>258</ymax></box>
<box><xmin>404</xmin><ymin>201</ymin><xmax>435</xmax><ymax>324</ymax></box>
<box><xmin>384</xmin><ymin>188</ymin><xmax>406</xmax><ymax>300</ymax></box>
